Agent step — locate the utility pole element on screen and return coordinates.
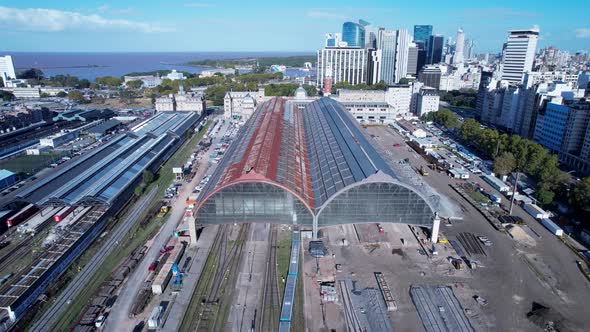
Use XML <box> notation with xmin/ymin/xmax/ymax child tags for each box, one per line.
<box><xmin>509</xmin><ymin>171</ymin><xmax>520</xmax><ymax>215</ymax></box>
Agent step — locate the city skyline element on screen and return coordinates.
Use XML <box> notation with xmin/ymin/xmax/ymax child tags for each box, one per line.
<box><xmin>0</xmin><ymin>1</ymin><xmax>589</xmax><ymax>53</ymax></box>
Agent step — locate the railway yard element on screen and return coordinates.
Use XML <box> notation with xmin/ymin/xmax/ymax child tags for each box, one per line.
<box><xmin>0</xmin><ymin>100</ymin><xmax>588</xmax><ymax>332</ymax></box>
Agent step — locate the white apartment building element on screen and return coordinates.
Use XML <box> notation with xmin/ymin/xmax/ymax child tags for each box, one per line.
<box><xmin>223</xmin><ymin>89</ymin><xmax>268</xmax><ymax>120</ymax></box>
<box><xmin>333</xmin><ymin>83</ymin><xmax>438</xmax><ymax>122</ymax></box>
<box><xmin>501</xmin><ymin>29</ymin><xmax>539</xmax><ymax>84</ymax></box>
<box><xmin>155</xmin><ymin>95</ymin><xmax>175</xmax><ymax>111</ymax></box>
<box><xmin>415</xmin><ymin>88</ymin><xmax>440</xmax><ymax>117</ymax></box>
<box><xmin>0</xmin><ymin>55</ymin><xmax>16</xmax><ymax>86</ymax></box>
<box><xmin>166</xmin><ymin>70</ymin><xmax>186</xmax><ymax>81</ymax></box>
<box><xmin>317</xmin><ymin>48</ymin><xmax>368</xmax><ymax>89</ymax></box>
<box><xmin>155</xmin><ymin>92</ymin><xmax>205</xmax><ymax>113</ymax></box>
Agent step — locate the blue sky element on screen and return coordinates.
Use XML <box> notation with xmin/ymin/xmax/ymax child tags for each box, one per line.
<box><xmin>0</xmin><ymin>0</ymin><xmax>589</xmax><ymax>53</ymax></box>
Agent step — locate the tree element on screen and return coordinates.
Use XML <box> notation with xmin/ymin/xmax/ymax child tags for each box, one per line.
<box><xmin>536</xmin><ymin>187</ymin><xmax>555</xmax><ymax>206</ymax></box>
<box><xmin>142</xmin><ymin>170</ymin><xmax>154</xmax><ymax>184</ymax></box>
<box><xmin>134</xmin><ymin>186</ymin><xmax>144</xmax><ymax>197</ymax></box>
<box><xmin>18</xmin><ymin>68</ymin><xmax>44</xmax><ymax>80</ymax></box>
<box><xmin>79</xmin><ymin>79</ymin><xmax>91</xmax><ymax>89</ymax></box>
<box><xmin>571</xmin><ymin>177</ymin><xmax>590</xmax><ymax>212</ymax></box>
<box><xmin>126</xmin><ymin>80</ymin><xmax>143</xmax><ymax>89</ymax></box>
<box><xmin>493</xmin><ymin>152</ymin><xmax>516</xmax><ymax>176</ymax></box>
<box><xmin>398</xmin><ymin>78</ymin><xmax>411</xmax><ymax>85</ymax></box>
<box><xmin>459</xmin><ymin>119</ymin><xmax>481</xmax><ymax>142</ymax></box>
<box><xmin>0</xmin><ymin>90</ymin><xmax>14</xmax><ymax>101</ymax></box>
<box><xmin>56</xmin><ymin>91</ymin><xmax>67</xmax><ymax>98</ymax></box>
<box><xmin>95</xmin><ymin>76</ymin><xmax>122</xmax><ymax>87</ymax></box>
<box><xmin>40</xmin><ymin>92</ymin><xmax>50</xmax><ymax>98</ymax></box>
<box><xmin>68</xmin><ymin>90</ymin><xmax>87</xmax><ymax>103</ymax></box>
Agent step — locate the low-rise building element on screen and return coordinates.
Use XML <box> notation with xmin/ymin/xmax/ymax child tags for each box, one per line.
<box><xmin>199</xmin><ymin>68</ymin><xmax>235</xmax><ymax>77</ymax></box>
<box><xmin>166</xmin><ymin>70</ymin><xmax>185</xmax><ymax>81</ymax></box>
<box><xmin>155</xmin><ymin>84</ymin><xmax>205</xmax><ymax>114</ymax></box>
<box><xmin>223</xmin><ymin>89</ymin><xmax>268</xmax><ymax>120</ymax></box>
<box><xmin>0</xmin><ymin>169</ymin><xmax>16</xmax><ymax>191</ymax></box>
<box><xmin>123</xmin><ymin>75</ymin><xmax>162</xmax><ymax>88</ymax></box>
<box><xmin>39</xmin><ymin>130</ymin><xmax>79</xmax><ymax>148</ymax></box>
<box><xmin>414</xmin><ymin>87</ymin><xmax>439</xmax><ymax>117</ymax></box>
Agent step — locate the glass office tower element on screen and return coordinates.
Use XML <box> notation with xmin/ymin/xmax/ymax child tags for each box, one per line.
<box><xmin>342</xmin><ymin>22</ymin><xmax>366</xmax><ymax>48</ymax></box>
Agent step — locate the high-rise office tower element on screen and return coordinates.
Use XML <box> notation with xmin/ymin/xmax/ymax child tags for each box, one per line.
<box><xmin>501</xmin><ymin>28</ymin><xmax>539</xmax><ymax>84</ymax></box>
<box><xmin>342</xmin><ymin>22</ymin><xmax>366</xmax><ymax>48</ymax></box>
<box><xmin>465</xmin><ymin>39</ymin><xmax>475</xmax><ymax>60</ymax></box>
<box><xmin>407</xmin><ymin>42</ymin><xmax>419</xmax><ymax>76</ymax></box>
<box><xmin>413</xmin><ymin>25</ymin><xmax>433</xmax><ymax>49</ymax></box>
<box><xmin>415</xmin><ymin>41</ymin><xmax>427</xmax><ymax>73</ymax></box>
<box><xmin>375</xmin><ymin>29</ymin><xmax>411</xmax><ymax>84</ymax></box>
<box><xmin>359</xmin><ymin>19</ymin><xmax>376</xmax><ymax>49</ymax></box>
<box><xmin>453</xmin><ymin>28</ymin><xmax>465</xmax><ymax>64</ymax></box>
<box><xmin>0</xmin><ymin>55</ymin><xmax>16</xmax><ymax>86</ymax></box>
<box><xmin>317</xmin><ymin>47</ymin><xmax>368</xmax><ymax>88</ymax></box>
<box><xmin>427</xmin><ymin>35</ymin><xmax>444</xmax><ymax>64</ymax></box>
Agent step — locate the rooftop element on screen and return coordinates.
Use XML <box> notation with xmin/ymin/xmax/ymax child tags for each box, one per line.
<box><xmin>195</xmin><ymin>97</ymin><xmax>439</xmax><ymax>228</ymax></box>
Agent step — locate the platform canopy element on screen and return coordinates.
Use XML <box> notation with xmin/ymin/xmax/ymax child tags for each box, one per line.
<box><xmin>195</xmin><ymin>97</ymin><xmax>437</xmax><ymax>230</ymax></box>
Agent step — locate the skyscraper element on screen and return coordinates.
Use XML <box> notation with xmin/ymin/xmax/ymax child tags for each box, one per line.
<box><xmin>375</xmin><ymin>29</ymin><xmax>411</xmax><ymax>84</ymax></box>
<box><xmin>317</xmin><ymin>47</ymin><xmax>368</xmax><ymax>88</ymax></box>
<box><xmin>0</xmin><ymin>55</ymin><xmax>16</xmax><ymax>86</ymax></box>
<box><xmin>413</xmin><ymin>25</ymin><xmax>433</xmax><ymax>48</ymax></box>
<box><xmin>342</xmin><ymin>22</ymin><xmax>366</xmax><ymax>48</ymax></box>
<box><xmin>427</xmin><ymin>35</ymin><xmax>444</xmax><ymax>64</ymax></box>
<box><xmin>501</xmin><ymin>28</ymin><xmax>539</xmax><ymax>84</ymax></box>
<box><xmin>407</xmin><ymin>43</ymin><xmax>419</xmax><ymax>76</ymax></box>
<box><xmin>359</xmin><ymin>19</ymin><xmax>376</xmax><ymax>49</ymax></box>
<box><xmin>453</xmin><ymin>28</ymin><xmax>465</xmax><ymax>64</ymax></box>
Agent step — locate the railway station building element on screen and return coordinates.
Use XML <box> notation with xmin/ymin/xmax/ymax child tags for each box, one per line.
<box><xmin>190</xmin><ymin>97</ymin><xmax>442</xmax><ymax>243</ymax></box>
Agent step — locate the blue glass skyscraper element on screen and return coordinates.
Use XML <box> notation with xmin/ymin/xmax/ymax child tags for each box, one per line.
<box><xmin>413</xmin><ymin>25</ymin><xmax>433</xmax><ymax>45</ymax></box>
<box><xmin>342</xmin><ymin>22</ymin><xmax>365</xmax><ymax>48</ymax></box>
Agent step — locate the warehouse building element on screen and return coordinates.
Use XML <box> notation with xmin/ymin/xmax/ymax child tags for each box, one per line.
<box><xmin>0</xmin><ymin>170</ymin><xmax>16</xmax><ymax>190</ymax></box>
<box><xmin>0</xmin><ymin>111</ymin><xmax>200</xmax><ymax>322</ymax></box>
<box><xmin>190</xmin><ymin>97</ymin><xmax>445</xmax><ymax>242</ymax></box>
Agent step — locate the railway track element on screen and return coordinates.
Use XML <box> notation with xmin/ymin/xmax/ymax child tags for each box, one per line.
<box><xmin>258</xmin><ymin>224</ymin><xmax>279</xmax><ymax>331</ymax></box>
<box><xmin>184</xmin><ymin>223</ymin><xmax>250</xmax><ymax>332</ymax></box>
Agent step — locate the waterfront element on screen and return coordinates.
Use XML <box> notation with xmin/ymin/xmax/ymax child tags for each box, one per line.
<box><xmin>1</xmin><ymin>52</ymin><xmax>314</xmax><ymax>80</ymax></box>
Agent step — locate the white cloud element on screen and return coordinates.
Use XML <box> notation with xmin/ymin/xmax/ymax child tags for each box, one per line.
<box><xmin>575</xmin><ymin>28</ymin><xmax>590</xmax><ymax>38</ymax></box>
<box><xmin>0</xmin><ymin>6</ymin><xmax>172</xmax><ymax>33</ymax></box>
<box><xmin>307</xmin><ymin>11</ymin><xmax>346</xmax><ymax>20</ymax></box>
<box><xmin>184</xmin><ymin>3</ymin><xmax>214</xmax><ymax>8</ymax></box>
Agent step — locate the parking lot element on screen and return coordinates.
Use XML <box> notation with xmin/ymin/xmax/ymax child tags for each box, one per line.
<box><xmin>302</xmin><ymin>124</ymin><xmax>590</xmax><ymax>331</ymax></box>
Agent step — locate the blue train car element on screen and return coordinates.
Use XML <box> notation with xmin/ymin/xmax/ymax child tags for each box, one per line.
<box><xmin>278</xmin><ymin>226</ymin><xmax>301</xmax><ymax>330</ymax></box>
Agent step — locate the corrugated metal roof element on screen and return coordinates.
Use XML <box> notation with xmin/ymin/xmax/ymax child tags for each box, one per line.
<box><xmin>199</xmin><ymin>97</ymin><xmax>403</xmax><ymax>211</ymax></box>
<box><xmin>0</xmin><ymin>169</ymin><xmax>15</xmax><ymax>180</ymax></box>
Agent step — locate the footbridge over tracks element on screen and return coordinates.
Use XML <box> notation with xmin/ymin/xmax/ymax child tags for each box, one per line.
<box><xmin>189</xmin><ymin>97</ymin><xmax>443</xmax><ymax>244</ymax></box>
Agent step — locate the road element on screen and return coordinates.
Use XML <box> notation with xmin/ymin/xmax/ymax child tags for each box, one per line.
<box><xmin>106</xmin><ymin>117</ymin><xmax>232</xmax><ymax>330</ymax></box>
<box><xmin>29</xmin><ymin>186</ymin><xmax>158</xmax><ymax>332</ymax></box>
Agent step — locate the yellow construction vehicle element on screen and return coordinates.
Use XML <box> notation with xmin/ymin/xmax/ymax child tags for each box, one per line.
<box><xmin>157</xmin><ymin>206</ymin><xmax>169</xmax><ymax>218</ymax></box>
<box><xmin>420</xmin><ymin>166</ymin><xmax>429</xmax><ymax>176</ymax></box>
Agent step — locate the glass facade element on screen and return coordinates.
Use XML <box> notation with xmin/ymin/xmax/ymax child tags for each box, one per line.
<box><xmin>413</xmin><ymin>25</ymin><xmax>433</xmax><ymax>47</ymax></box>
<box><xmin>428</xmin><ymin>35</ymin><xmax>444</xmax><ymax>64</ymax></box>
<box><xmin>195</xmin><ymin>182</ymin><xmax>314</xmax><ymax>226</ymax></box>
<box><xmin>318</xmin><ymin>182</ymin><xmax>433</xmax><ymax>227</ymax></box>
<box><xmin>194</xmin><ymin>97</ymin><xmax>437</xmax><ymax>232</ymax></box>
<box><xmin>342</xmin><ymin>22</ymin><xmax>365</xmax><ymax>48</ymax></box>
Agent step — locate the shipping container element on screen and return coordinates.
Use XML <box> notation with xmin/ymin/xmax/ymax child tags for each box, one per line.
<box><xmin>524</xmin><ymin>203</ymin><xmax>550</xmax><ymax>219</ymax></box>
<box><xmin>540</xmin><ymin>218</ymin><xmax>564</xmax><ymax>236</ymax></box>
